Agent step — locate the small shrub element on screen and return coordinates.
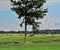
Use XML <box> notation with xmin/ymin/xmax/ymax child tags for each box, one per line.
<box><xmin>29</xmin><ymin>33</ymin><xmax>34</xmax><ymax>37</ymax></box>
<box><xmin>20</xmin><ymin>34</ymin><xmax>23</xmax><ymax>36</ymax></box>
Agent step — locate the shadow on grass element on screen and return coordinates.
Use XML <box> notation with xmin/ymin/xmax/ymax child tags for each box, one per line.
<box><xmin>0</xmin><ymin>39</ymin><xmax>60</xmax><ymax>44</ymax></box>
<box><xmin>32</xmin><ymin>39</ymin><xmax>60</xmax><ymax>43</ymax></box>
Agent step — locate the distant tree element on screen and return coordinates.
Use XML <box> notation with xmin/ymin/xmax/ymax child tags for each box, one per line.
<box><xmin>10</xmin><ymin>0</ymin><xmax>48</xmax><ymax>43</ymax></box>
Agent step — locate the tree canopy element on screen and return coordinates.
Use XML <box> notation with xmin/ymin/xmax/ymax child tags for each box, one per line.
<box><xmin>10</xmin><ymin>0</ymin><xmax>48</xmax><ymax>43</ymax></box>
<box><xmin>10</xmin><ymin>0</ymin><xmax>47</xmax><ymax>28</ymax></box>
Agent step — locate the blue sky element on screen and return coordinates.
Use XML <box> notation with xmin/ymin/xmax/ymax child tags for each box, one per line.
<box><xmin>0</xmin><ymin>0</ymin><xmax>60</xmax><ymax>31</ymax></box>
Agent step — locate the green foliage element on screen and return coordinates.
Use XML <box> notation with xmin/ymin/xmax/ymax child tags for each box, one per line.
<box><xmin>10</xmin><ymin>0</ymin><xmax>48</xmax><ymax>28</ymax></box>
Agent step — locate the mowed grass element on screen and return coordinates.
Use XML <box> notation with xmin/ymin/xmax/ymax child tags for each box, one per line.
<box><xmin>0</xmin><ymin>33</ymin><xmax>60</xmax><ymax>50</ymax></box>
<box><xmin>0</xmin><ymin>42</ymin><xmax>60</xmax><ymax>50</ymax></box>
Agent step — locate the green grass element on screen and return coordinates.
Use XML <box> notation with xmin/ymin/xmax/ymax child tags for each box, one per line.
<box><xmin>0</xmin><ymin>34</ymin><xmax>60</xmax><ymax>50</ymax></box>
<box><xmin>0</xmin><ymin>34</ymin><xmax>60</xmax><ymax>42</ymax></box>
<box><xmin>0</xmin><ymin>42</ymin><xmax>60</xmax><ymax>50</ymax></box>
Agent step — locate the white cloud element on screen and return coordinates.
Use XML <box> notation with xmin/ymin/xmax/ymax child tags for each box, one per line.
<box><xmin>0</xmin><ymin>0</ymin><xmax>11</xmax><ymax>10</ymax></box>
<box><xmin>0</xmin><ymin>0</ymin><xmax>60</xmax><ymax>10</ymax></box>
<box><xmin>46</xmin><ymin>0</ymin><xmax>60</xmax><ymax>5</ymax></box>
<box><xmin>0</xmin><ymin>23</ymin><xmax>24</xmax><ymax>31</ymax></box>
<box><xmin>40</xmin><ymin>16</ymin><xmax>60</xmax><ymax>30</ymax></box>
<box><xmin>0</xmin><ymin>23</ymin><xmax>33</xmax><ymax>31</ymax></box>
<box><xmin>0</xmin><ymin>16</ymin><xmax>60</xmax><ymax>31</ymax></box>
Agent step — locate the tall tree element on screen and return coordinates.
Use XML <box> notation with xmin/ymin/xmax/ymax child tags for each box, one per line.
<box><xmin>10</xmin><ymin>0</ymin><xmax>48</xmax><ymax>43</ymax></box>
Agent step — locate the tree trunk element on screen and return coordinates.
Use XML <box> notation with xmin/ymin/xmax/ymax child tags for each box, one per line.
<box><xmin>24</xmin><ymin>0</ymin><xmax>28</xmax><ymax>43</ymax></box>
<box><xmin>33</xmin><ymin>25</ymin><xmax>35</xmax><ymax>34</ymax></box>
<box><xmin>24</xmin><ymin>17</ymin><xmax>27</xmax><ymax>43</ymax></box>
<box><xmin>24</xmin><ymin>24</ymin><xmax>27</xmax><ymax>43</ymax></box>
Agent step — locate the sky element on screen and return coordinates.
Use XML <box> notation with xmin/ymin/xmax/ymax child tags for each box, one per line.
<box><xmin>0</xmin><ymin>0</ymin><xmax>60</xmax><ymax>31</ymax></box>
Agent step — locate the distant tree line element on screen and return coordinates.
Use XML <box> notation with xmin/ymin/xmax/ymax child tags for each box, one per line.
<box><xmin>0</xmin><ymin>29</ymin><xmax>60</xmax><ymax>34</ymax></box>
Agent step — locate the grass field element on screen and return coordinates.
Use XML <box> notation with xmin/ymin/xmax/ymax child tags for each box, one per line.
<box><xmin>0</xmin><ymin>34</ymin><xmax>60</xmax><ymax>50</ymax></box>
<box><xmin>0</xmin><ymin>42</ymin><xmax>60</xmax><ymax>50</ymax></box>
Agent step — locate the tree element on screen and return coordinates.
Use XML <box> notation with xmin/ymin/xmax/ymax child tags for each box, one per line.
<box><xmin>10</xmin><ymin>0</ymin><xmax>48</xmax><ymax>43</ymax></box>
